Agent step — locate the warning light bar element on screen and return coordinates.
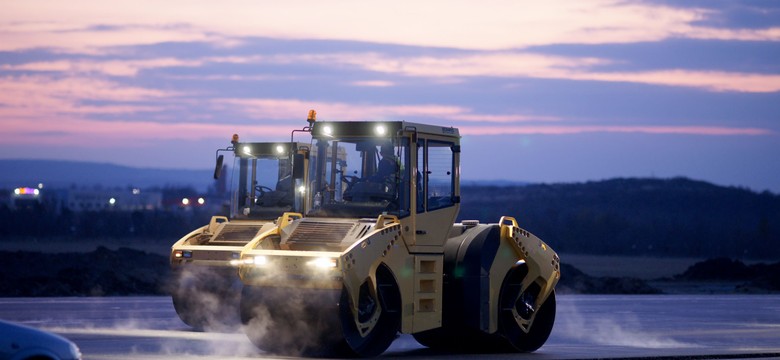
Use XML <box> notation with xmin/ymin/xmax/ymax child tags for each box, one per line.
<box><xmin>13</xmin><ymin>187</ymin><xmax>40</xmax><ymax>196</ymax></box>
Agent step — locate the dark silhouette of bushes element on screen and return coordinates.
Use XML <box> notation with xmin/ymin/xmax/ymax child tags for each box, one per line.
<box><xmin>0</xmin><ymin>206</ymin><xmax>212</xmax><ymax>239</ymax></box>
<box><xmin>0</xmin><ymin>247</ymin><xmax>169</xmax><ymax>296</ymax></box>
<box><xmin>459</xmin><ymin>177</ymin><xmax>780</xmax><ymax>259</ymax></box>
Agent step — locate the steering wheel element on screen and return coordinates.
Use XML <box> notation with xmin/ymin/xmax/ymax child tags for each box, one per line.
<box><xmin>255</xmin><ymin>185</ymin><xmax>273</xmax><ymax>198</ymax></box>
<box><xmin>341</xmin><ymin>175</ymin><xmax>360</xmax><ymax>187</ymax></box>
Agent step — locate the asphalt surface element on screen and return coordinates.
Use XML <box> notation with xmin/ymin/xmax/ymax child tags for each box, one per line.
<box><xmin>0</xmin><ymin>295</ymin><xmax>779</xmax><ymax>359</ymax></box>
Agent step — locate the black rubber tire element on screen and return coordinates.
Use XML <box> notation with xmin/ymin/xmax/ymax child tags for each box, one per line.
<box><xmin>496</xmin><ymin>269</ymin><xmax>557</xmax><ymax>352</ymax></box>
<box><xmin>170</xmin><ymin>268</ymin><xmax>241</xmax><ymax>331</ymax></box>
<box><xmin>340</xmin><ymin>264</ymin><xmax>401</xmax><ymax>357</ymax></box>
<box><xmin>240</xmin><ymin>285</ymin><xmax>348</xmax><ymax>357</ymax></box>
<box><xmin>171</xmin><ymin>290</ymin><xmax>210</xmax><ymax>330</ymax></box>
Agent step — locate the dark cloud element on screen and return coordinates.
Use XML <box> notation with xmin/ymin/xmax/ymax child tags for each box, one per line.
<box><xmin>461</xmin><ymin>132</ymin><xmax>780</xmax><ymax>193</ymax></box>
<box><xmin>0</xmin><ymin>49</ymin><xmax>86</xmax><ymax>65</ymax></box>
<box><xmin>527</xmin><ymin>39</ymin><xmax>780</xmax><ymax>73</ymax></box>
<box><xmin>403</xmin><ymin>76</ymin><xmax>780</xmax><ymax>130</ymax></box>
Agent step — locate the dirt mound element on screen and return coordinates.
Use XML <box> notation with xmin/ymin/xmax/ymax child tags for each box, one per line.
<box><xmin>0</xmin><ymin>246</ymin><xmax>170</xmax><ymax>296</ymax></box>
<box><xmin>556</xmin><ymin>263</ymin><xmax>661</xmax><ymax>294</ymax></box>
<box><xmin>672</xmin><ymin>258</ymin><xmax>780</xmax><ymax>293</ymax></box>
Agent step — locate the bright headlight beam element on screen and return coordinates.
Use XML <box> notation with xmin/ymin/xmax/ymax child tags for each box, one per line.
<box><xmin>307</xmin><ymin>257</ymin><xmax>337</xmax><ymax>269</ymax></box>
<box><xmin>243</xmin><ymin>145</ymin><xmax>252</xmax><ymax>155</ymax></box>
<box><xmin>322</xmin><ymin>125</ymin><xmax>333</xmax><ymax>136</ymax></box>
<box><xmin>253</xmin><ymin>256</ymin><xmax>268</xmax><ymax>266</ymax></box>
<box><xmin>375</xmin><ymin>125</ymin><xmax>386</xmax><ymax>136</ymax></box>
<box><xmin>275</xmin><ymin>145</ymin><xmax>285</xmax><ymax>154</ymax></box>
<box><xmin>240</xmin><ymin>255</ymin><xmax>266</xmax><ymax>266</ymax></box>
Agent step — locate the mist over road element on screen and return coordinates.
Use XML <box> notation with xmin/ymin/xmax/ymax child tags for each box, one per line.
<box><xmin>0</xmin><ymin>295</ymin><xmax>778</xmax><ymax>359</ymax></box>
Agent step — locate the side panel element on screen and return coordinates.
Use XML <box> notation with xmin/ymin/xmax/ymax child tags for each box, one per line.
<box><xmin>411</xmin><ymin>254</ymin><xmax>444</xmax><ymax>333</ymax></box>
<box><xmin>408</xmin><ymin>207</ymin><xmax>459</xmax><ymax>251</ymax></box>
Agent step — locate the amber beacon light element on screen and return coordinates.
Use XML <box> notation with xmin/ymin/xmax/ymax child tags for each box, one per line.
<box><xmin>307</xmin><ymin>109</ymin><xmax>317</xmax><ymax>126</ymax></box>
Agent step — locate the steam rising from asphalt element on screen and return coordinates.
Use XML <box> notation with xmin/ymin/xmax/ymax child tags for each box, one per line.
<box><xmin>39</xmin><ymin>264</ymin><xmax>268</xmax><ymax>358</ymax></box>
<box><xmin>168</xmin><ymin>265</ymin><xmax>244</xmax><ymax>332</ymax></box>
<box><xmin>162</xmin><ymin>257</ymin><xmax>348</xmax><ymax>357</ymax></box>
<box><xmin>556</xmin><ymin>298</ymin><xmax>699</xmax><ymax>349</ymax></box>
<box><xmin>242</xmin><ymin>286</ymin><xmax>345</xmax><ymax>356</ymax></box>
<box><xmin>46</xmin><ymin>326</ymin><xmax>261</xmax><ymax>358</ymax></box>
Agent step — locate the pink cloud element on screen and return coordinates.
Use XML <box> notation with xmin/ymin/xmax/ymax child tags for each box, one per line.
<box><xmin>215</xmin><ymin>52</ymin><xmax>780</xmax><ymax>93</ymax></box>
<box><xmin>3</xmin><ymin>1</ymin><xmax>777</xmax><ymax>52</ymax></box>
<box><xmin>329</xmin><ymin>53</ymin><xmax>780</xmax><ymax>93</ymax></box>
<box><xmin>0</xmin><ymin>75</ymin><xmax>176</xmax><ymax>102</ymax></box>
<box><xmin>0</xmin><ymin>75</ymin><xmax>180</xmax><ymax>119</ymax></box>
<box><xmin>682</xmin><ymin>26</ymin><xmax>780</xmax><ymax>42</ymax></box>
<box><xmin>3</xmin><ymin>117</ymin><xmax>767</xmax><ymax>151</ymax></box>
<box><xmin>15</xmin><ymin>52</ymin><xmax>777</xmax><ymax>93</ymax></box>
<box><xmin>568</xmin><ymin>70</ymin><xmax>780</xmax><ymax>93</ymax></box>
<box><xmin>350</xmin><ymin>80</ymin><xmax>395</xmax><ymax>87</ymax></box>
<box><xmin>0</xmin><ymin>116</ymin><xmax>292</xmax><ymax>147</ymax></box>
<box><xmin>1</xmin><ymin>58</ymin><xmax>203</xmax><ymax>76</ymax></box>
<box><xmin>216</xmin><ymin>98</ymin><xmax>466</xmax><ymax>121</ymax></box>
<box><xmin>0</xmin><ymin>22</ymin><xmax>230</xmax><ymax>52</ymax></box>
<box><xmin>459</xmin><ymin>125</ymin><xmax>773</xmax><ymax>136</ymax></box>
<box><xmin>214</xmin><ymin>98</ymin><xmax>555</xmax><ymax>123</ymax></box>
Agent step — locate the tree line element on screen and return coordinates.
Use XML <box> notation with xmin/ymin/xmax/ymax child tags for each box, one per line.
<box><xmin>0</xmin><ymin>205</ymin><xmax>214</xmax><ymax>239</ymax></box>
<box><xmin>459</xmin><ymin>177</ymin><xmax>779</xmax><ymax>259</ymax></box>
<box><xmin>2</xmin><ymin>177</ymin><xmax>778</xmax><ymax>259</ymax></box>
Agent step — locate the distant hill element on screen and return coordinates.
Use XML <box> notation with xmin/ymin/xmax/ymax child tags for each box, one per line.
<box><xmin>3</xmin><ymin>160</ymin><xmax>778</xmax><ymax>260</ymax></box>
<box><xmin>0</xmin><ymin>159</ymin><xmax>215</xmax><ymax>191</ymax></box>
<box><xmin>461</xmin><ymin>179</ymin><xmax>528</xmax><ymax>187</ymax></box>
<box><xmin>460</xmin><ymin>177</ymin><xmax>780</xmax><ymax>259</ymax></box>
<box><xmin>0</xmin><ymin>159</ymin><xmax>524</xmax><ymax>191</ymax></box>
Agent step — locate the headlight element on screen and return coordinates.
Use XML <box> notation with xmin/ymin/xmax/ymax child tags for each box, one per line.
<box><xmin>242</xmin><ymin>255</ymin><xmax>268</xmax><ymax>266</ymax></box>
<box><xmin>307</xmin><ymin>257</ymin><xmax>337</xmax><ymax>269</ymax></box>
<box><xmin>173</xmin><ymin>250</ymin><xmax>192</xmax><ymax>259</ymax></box>
<box><xmin>254</xmin><ymin>256</ymin><xmax>268</xmax><ymax>266</ymax></box>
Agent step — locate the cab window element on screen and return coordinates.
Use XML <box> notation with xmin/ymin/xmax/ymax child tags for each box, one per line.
<box><xmin>417</xmin><ymin>140</ymin><xmax>455</xmax><ymax>212</ymax></box>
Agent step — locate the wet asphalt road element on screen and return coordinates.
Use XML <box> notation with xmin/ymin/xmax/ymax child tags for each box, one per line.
<box><xmin>1</xmin><ymin>295</ymin><xmax>779</xmax><ymax>359</ymax></box>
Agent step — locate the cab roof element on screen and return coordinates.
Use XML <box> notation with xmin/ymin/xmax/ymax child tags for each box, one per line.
<box><xmin>310</xmin><ymin>121</ymin><xmax>460</xmax><ymax>139</ymax></box>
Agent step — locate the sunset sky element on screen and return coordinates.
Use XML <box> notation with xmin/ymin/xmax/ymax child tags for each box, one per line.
<box><xmin>2</xmin><ymin>1</ymin><xmax>779</xmax><ymax>192</ymax></box>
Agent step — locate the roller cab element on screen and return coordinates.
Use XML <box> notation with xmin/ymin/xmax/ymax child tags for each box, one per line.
<box><xmin>169</xmin><ymin>138</ymin><xmax>309</xmax><ymax>330</ymax></box>
<box><xmin>237</xmin><ymin>114</ymin><xmax>560</xmax><ymax>357</ymax></box>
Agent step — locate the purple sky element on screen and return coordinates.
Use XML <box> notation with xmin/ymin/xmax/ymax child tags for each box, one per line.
<box><xmin>1</xmin><ymin>1</ymin><xmax>779</xmax><ymax>192</ymax></box>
